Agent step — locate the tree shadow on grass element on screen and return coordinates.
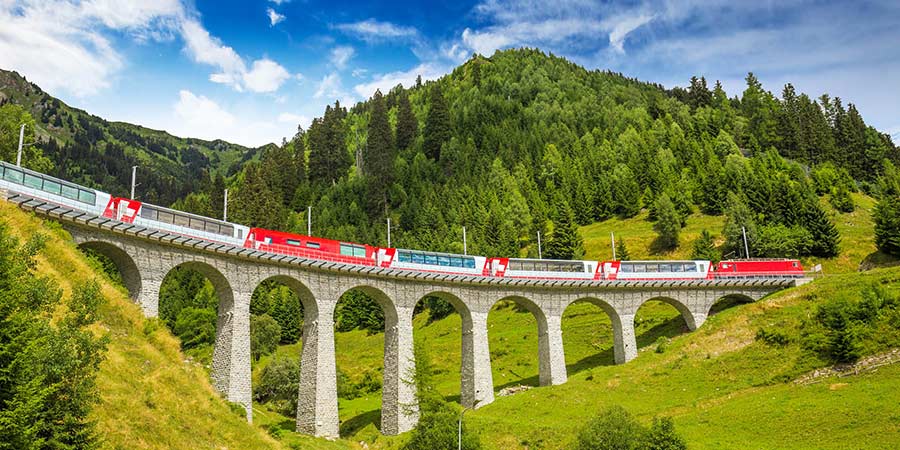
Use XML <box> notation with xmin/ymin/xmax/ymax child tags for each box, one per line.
<box><xmin>565</xmin><ymin>346</ymin><xmax>615</xmax><ymax>376</ymax></box>
<box><xmin>494</xmin><ymin>373</ymin><xmax>540</xmax><ymax>392</ymax></box>
<box><xmin>709</xmin><ymin>297</ymin><xmax>747</xmax><ymax>316</ymax></box>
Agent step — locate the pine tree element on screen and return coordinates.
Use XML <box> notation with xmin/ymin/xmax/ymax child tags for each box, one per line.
<box><xmin>653</xmin><ymin>193</ymin><xmax>681</xmax><ymax>250</ymax></box>
<box><xmin>801</xmin><ymin>200</ymin><xmax>840</xmax><ymax>257</ymax></box>
<box><xmin>231</xmin><ymin>163</ymin><xmax>287</xmax><ymax>229</ymax></box>
<box><xmin>691</xmin><ymin>229</ymin><xmax>720</xmax><ymax>262</ymax></box>
<box><xmin>874</xmin><ymin>195</ymin><xmax>900</xmax><ymax>256</ymax></box>
<box><xmin>396</xmin><ymin>91</ymin><xmax>418</xmax><ymax>150</ymax></box>
<box><xmin>423</xmin><ymin>84</ymin><xmax>451</xmax><ymax>161</ymax></box>
<box><xmin>615</xmin><ymin>238</ymin><xmax>630</xmax><ymax>261</ymax></box>
<box><xmin>308</xmin><ymin>102</ymin><xmax>350</xmax><ymax>185</ymax></box>
<box><xmin>722</xmin><ymin>192</ymin><xmax>757</xmax><ymax>258</ymax></box>
<box><xmin>545</xmin><ymin>198</ymin><xmax>584</xmax><ymax>259</ymax></box>
<box><xmin>364</xmin><ymin>90</ymin><xmax>396</xmax><ymax>216</ymax></box>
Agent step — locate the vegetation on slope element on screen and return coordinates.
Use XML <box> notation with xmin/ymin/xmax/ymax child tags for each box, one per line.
<box><xmin>0</xmin><ymin>201</ymin><xmax>288</xmax><ymax>450</ymax></box>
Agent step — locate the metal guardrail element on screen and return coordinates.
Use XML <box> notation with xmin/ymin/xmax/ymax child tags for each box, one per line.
<box><xmin>4</xmin><ymin>192</ymin><xmax>807</xmax><ymax>290</ymax></box>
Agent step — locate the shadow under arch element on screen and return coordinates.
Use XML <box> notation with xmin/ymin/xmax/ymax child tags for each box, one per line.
<box><xmin>487</xmin><ymin>295</ymin><xmax>551</xmax><ymax>391</ymax></box>
<box><xmin>77</xmin><ymin>240</ymin><xmax>142</xmax><ymax>300</ymax></box>
<box><xmin>562</xmin><ymin>296</ymin><xmax>623</xmax><ymax>374</ymax></box>
<box><xmin>639</xmin><ymin>296</ymin><xmax>697</xmax><ymax>331</ymax></box>
<box><xmin>254</xmin><ymin>274</ymin><xmax>318</xmax><ymax>319</ymax></box>
<box><xmin>709</xmin><ymin>293</ymin><xmax>756</xmax><ymax>317</ymax></box>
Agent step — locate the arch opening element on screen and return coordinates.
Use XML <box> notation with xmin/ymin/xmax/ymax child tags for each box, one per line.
<box><xmin>77</xmin><ymin>241</ymin><xmax>141</xmax><ymax>300</ymax></box>
<box><xmin>410</xmin><ymin>291</ymin><xmax>473</xmax><ymax>406</ymax></box>
<box><xmin>157</xmin><ymin>261</ymin><xmax>233</xmax><ymax>365</ymax></box>
<box><xmin>709</xmin><ymin>293</ymin><xmax>756</xmax><ymax>316</ymax></box>
<box><xmin>634</xmin><ymin>298</ymin><xmax>691</xmax><ymax>351</ymax></box>
<box><xmin>248</xmin><ymin>276</ymin><xmax>314</xmax><ymax>425</ymax></box>
<box><xmin>561</xmin><ymin>297</ymin><xmax>621</xmax><ymax>374</ymax></box>
<box><xmin>331</xmin><ymin>285</ymin><xmax>399</xmax><ymax>437</ymax></box>
<box><xmin>487</xmin><ymin>296</ymin><xmax>546</xmax><ymax>392</ymax></box>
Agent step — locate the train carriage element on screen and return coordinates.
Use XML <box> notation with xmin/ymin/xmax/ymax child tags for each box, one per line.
<box><xmin>490</xmin><ymin>257</ymin><xmax>602</xmax><ymax>280</ymax></box>
<box><xmin>604</xmin><ymin>260</ymin><xmax>713</xmax><ymax>280</ymax></box>
<box><xmin>715</xmin><ymin>259</ymin><xmax>804</xmax><ymax>278</ymax></box>
<box><xmin>247</xmin><ymin>228</ymin><xmax>376</xmax><ymax>265</ymax></box>
<box><xmin>378</xmin><ymin>247</ymin><xmax>489</xmax><ymax>275</ymax></box>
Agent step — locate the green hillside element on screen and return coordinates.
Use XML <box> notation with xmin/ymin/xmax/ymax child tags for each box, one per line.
<box><xmin>241</xmin><ymin>187</ymin><xmax>900</xmax><ymax>449</ymax></box>
<box><xmin>0</xmin><ymin>69</ymin><xmax>253</xmax><ymax>206</ymax></box>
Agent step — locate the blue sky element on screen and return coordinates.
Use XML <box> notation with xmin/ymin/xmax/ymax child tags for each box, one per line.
<box><xmin>1</xmin><ymin>0</ymin><xmax>898</xmax><ymax>147</ymax></box>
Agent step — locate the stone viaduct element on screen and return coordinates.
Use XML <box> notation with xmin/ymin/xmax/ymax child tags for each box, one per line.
<box><xmin>6</xmin><ymin>193</ymin><xmax>806</xmax><ymax>439</ymax></box>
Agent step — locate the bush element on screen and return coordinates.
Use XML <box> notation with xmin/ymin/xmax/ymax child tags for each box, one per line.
<box><xmin>646</xmin><ymin>417</ymin><xmax>687</xmax><ymax>450</ymax></box>
<box><xmin>573</xmin><ymin>407</ymin><xmax>688</xmax><ymax>450</ymax></box>
<box><xmin>755</xmin><ymin>327</ymin><xmax>791</xmax><ymax>347</ymax></box>
<box><xmin>829</xmin><ymin>186</ymin><xmax>855</xmax><ymax>213</ymax></box>
<box><xmin>250</xmin><ymin>314</ymin><xmax>281</xmax><ymax>361</ymax></box>
<box><xmin>254</xmin><ymin>357</ymin><xmax>300</xmax><ymax>415</ymax></box>
<box><xmin>574</xmin><ymin>406</ymin><xmax>646</xmax><ymax>450</ymax></box>
<box><xmin>402</xmin><ymin>401</ymin><xmax>482</xmax><ymax>450</ymax></box>
<box><xmin>173</xmin><ymin>307</ymin><xmax>217</xmax><ymax>349</ymax></box>
<box><xmin>753</xmin><ymin>224</ymin><xmax>813</xmax><ymax>258</ymax></box>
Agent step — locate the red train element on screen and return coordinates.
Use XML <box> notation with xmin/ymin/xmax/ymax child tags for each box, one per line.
<box><xmin>98</xmin><ymin>196</ymin><xmax>805</xmax><ymax>280</ymax></box>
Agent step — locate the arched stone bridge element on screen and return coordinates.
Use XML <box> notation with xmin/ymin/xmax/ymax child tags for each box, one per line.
<box><xmin>6</xmin><ymin>193</ymin><xmax>808</xmax><ymax>438</ymax></box>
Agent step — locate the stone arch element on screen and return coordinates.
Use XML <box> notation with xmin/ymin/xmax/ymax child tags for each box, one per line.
<box><xmin>487</xmin><ymin>295</ymin><xmax>552</xmax><ymax>390</ymax></box>
<box><xmin>563</xmin><ymin>296</ymin><xmax>631</xmax><ymax>366</ymax></box>
<box><xmin>253</xmin><ymin>274</ymin><xmax>318</xmax><ymax>320</ymax></box>
<box><xmin>708</xmin><ymin>293</ymin><xmax>756</xmax><ymax>317</ymax></box>
<box><xmin>332</xmin><ymin>284</ymin><xmax>408</xmax><ymax>436</ymax></box>
<box><xmin>640</xmin><ymin>296</ymin><xmax>700</xmax><ymax>331</ymax></box>
<box><xmin>159</xmin><ymin>261</ymin><xmax>237</xmax><ymax>395</ymax></box>
<box><xmin>77</xmin><ymin>240</ymin><xmax>142</xmax><ymax>301</ymax></box>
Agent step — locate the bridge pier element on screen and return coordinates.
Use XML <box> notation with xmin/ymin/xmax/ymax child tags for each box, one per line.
<box><xmin>461</xmin><ymin>310</ymin><xmax>494</xmax><ymax>409</ymax></box>
<box><xmin>613</xmin><ymin>313</ymin><xmax>637</xmax><ymax>364</ymax></box>
<box><xmin>538</xmin><ymin>313</ymin><xmax>567</xmax><ymax>386</ymax></box>
<box><xmin>381</xmin><ymin>305</ymin><xmax>419</xmax><ymax>435</ymax></box>
<box><xmin>211</xmin><ymin>290</ymin><xmax>253</xmax><ymax>421</ymax></box>
<box><xmin>296</xmin><ymin>302</ymin><xmax>339</xmax><ymax>438</ymax></box>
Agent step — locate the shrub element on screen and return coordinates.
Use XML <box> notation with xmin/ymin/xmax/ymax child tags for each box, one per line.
<box><xmin>574</xmin><ymin>406</ymin><xmax>646</xmax><ymax>450</ymax></box>
<box><xmin>654</xmin><ymin>336</ymin><xmax>669</xmax><ymax>354</ymax></box>
<box><xmin>573</xmin><ymin>407</ymin><xmax>688</xmax><ymax>450</ymax></box>
<box><xmin>250</xmin><ymin>314</ymin><xmax>281</xmax><ymax>361</ymax></box>
<box><xmin>646</xmin><ymin>417</ymin><xmax>687</xmax><ymax>450</ymax></box>
<box><xmin>254</xmin><ymin>357</ymin><xmax>300</xmax><ymax>415</ymax></box>
<box><xmin>755</xmin><ymin>327</ymin><xmax>791</xmax><ymax>347</ymax></box>
<box><xmin>173</xmin><ymin>307</ymin><xmax>216</xmax><ymax>349</ymax></box>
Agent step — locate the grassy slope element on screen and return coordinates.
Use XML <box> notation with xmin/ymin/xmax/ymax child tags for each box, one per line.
<box><xmin>250</xmin><ymin>191</ymin><xmax>900</xmax><ymax>448</ymax></box>
<box><xmin>0</xmin><ymin>201</ymin><xmax>288</xmax><ymax>450</ymax></box>
<box><xmin>580</xmin><ymin>192</ymin><xmax>887</xmax><ymax>274</ymax></box>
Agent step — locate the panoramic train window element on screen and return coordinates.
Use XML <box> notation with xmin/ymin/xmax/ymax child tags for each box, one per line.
<box><xmin>340</xmin><ymin>243</ymin><xmax>367</xmax><ymax>258</ymax></box>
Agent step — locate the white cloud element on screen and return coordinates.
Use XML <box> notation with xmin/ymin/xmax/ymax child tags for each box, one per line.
<box><xmin>353</xmin><ymin>63</ymin><xmax>447</xmax><ymax>99</ymax></box>
<box><xmin>329</xmin><ymin>46</ymin><xmax>355</xmax><ymax>70</ymax></box>
<box><xmin>242</xmin><ymin>58</ymin><xmax>291</xmax><ymax>93</ymax></box>
<box><xmin>608</xmin><ymin>13</ymin><xmax>654</xmax><ymax>54</ymax></box>
<box><xmin>268</xmin><ymin>0</ymin><xmax>290</xmax><ymax>4</ymax></box>
<box><xmin>266</xmin><ymin>7</ymin><xmax>285</xmax><ymax>26</ymax></box>
<box><xmin>0</xmin><ymin>1</ymin><xmax>293</xmax><ymax>97</ymax></box>
<box><xmin>168</xmin><ymin>90</ymin><xmax>290</xmax><ymax>147</ymax></box>
<box><xmin>334</xmin><ymin>19</ymin><xmax>419</xmax><ymax>43</ymax></box>
<box><xmin>0</xmin><ymin>0</ymin><xmax>185</xmax><ymax>96</ymax></box>
<box><xmin>314</xmin><ymin>72</ymin><xmax>356</xmax><ymax>106</ymax></box>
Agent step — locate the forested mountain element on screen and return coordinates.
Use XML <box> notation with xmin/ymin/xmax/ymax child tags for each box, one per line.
<box><xmin>0</xmin><ymin>69</ymin><xmax>254</xmax><ymax>206</ymax></box>
<box><xmin>218</xmin><ymin>48</ymin><xmax>897</xmax><ymax>260</ymax></box>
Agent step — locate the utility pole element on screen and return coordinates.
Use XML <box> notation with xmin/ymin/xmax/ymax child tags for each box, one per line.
<box><xmin>537</xmin><ymin>231</ymin><xmax>542</xmax><ymax>259</ymax></box>
<box><xmin>611</xmin><ymin>232</ymin><xmax>616</xmax><ymax>260</ymax></box>
<box><xmin>307</xmin><ymin>206</ymin><xmax>312</xmax><ymax>235</ymax></box>
<box><xmin>742</xmin><ymin>226</ymin><xmax>750</xmax><ymax>259</ymax></box>
<box><xmin>463</xmin><ymin>226</ymin><xmax>467</xmax><ymax>255</ymax></box>
<box><xmin>130</xmin><ymin>166</ymin><xmax>138</xmax><ymax>199</ymax></box>
<box><xmin>387</xmin><ymin>217</ymin><xmax>392</xmax><ymax>247</ymax></box>
<box><xmin>16</xmin><ymin>124</ymin><xmax>25</xmax><ymax>167</ymax></box>
<box><xmin>223</xmin><ymin>189</ymin><xmax>229</xmax><ymax>221</ymax></box>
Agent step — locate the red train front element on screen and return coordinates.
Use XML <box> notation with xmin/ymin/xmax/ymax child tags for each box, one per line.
<box><xmin>715</xmin><ymin>259</ymin><xmax>804</xmax><ymax>278</ymax></box>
